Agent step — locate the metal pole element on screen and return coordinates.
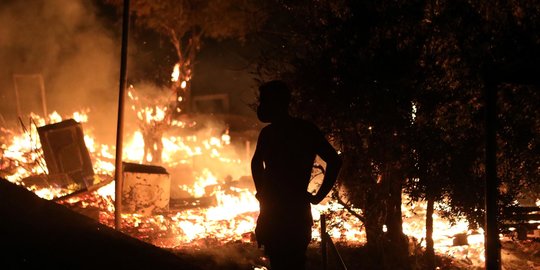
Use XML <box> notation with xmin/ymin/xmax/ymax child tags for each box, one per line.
<box><xmin>484</xmin><ymin>81</ymin><xmax>501</xmax><ymax>270</ymax></box>
<box><xmin>326</xmin><ymin>233</ymin><xmax>348</xmax><ymax>270</ymax></box>
<box><xmin>321</xmin><ymin>214</ymin><xmax>327</xmax><ymax>270</ymax></box>
<box><xmin>114</xmin><ymin>0</ymin><xmax>130</xmax><ymax>231</ymax></box>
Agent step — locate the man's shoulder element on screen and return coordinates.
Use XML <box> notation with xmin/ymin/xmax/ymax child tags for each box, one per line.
<box><xmin>260</xmin><ymin>123</ymin><xmax>273</xmax><ymax>132</ymax></box>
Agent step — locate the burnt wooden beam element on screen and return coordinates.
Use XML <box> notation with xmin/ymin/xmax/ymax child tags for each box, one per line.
<box><xmin>52</xmin><ymin>174</ymin><xmax>113</xmax><ymax>202</ymax></box>
<box><xmin>169</xmin><ymin>196</ymin><xmax>217</xmax><ymax>211</ymax></box>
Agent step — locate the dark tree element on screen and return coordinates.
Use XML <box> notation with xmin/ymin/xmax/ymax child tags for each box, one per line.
<box><xmin>256</xmin><ymin>1</ymin><xmax>423</xmax><ymax>267</ymax></box>
<box><xmin>406</xmin><ymin>1</ymin><xmax>540</xmax><ymax>268</ymax></box>
<box><xmin>258</xmin><ymin>0</ymin><xmax>540</xmax><ymax>269</ymax></box>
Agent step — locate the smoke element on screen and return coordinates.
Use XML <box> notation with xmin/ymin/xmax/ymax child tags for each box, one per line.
<box><xmin>0</xmin><ymin>0</ymin><xmax>259</xmax><ymax>177</ymax></box>
<box><xmin>0</xmin><ymin>0</ymin><xmax>120</xmax><ymax>144</ymax></box>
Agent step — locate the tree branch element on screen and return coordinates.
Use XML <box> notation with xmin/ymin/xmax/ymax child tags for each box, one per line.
<box><xmin>333</xmin><ymin>191</ymin><xmax>366</xmax><ymax>223</ymax></box>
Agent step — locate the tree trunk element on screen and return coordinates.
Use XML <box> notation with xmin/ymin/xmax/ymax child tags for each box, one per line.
<box><xmin>425</xmin><ymin>191</ymin><xmax>436</xmax><ymax>270</ymax></box>
<box><xmin>172</xmin><ymin>59</ymin><xmax>193</xmax><ymax>115</ymax></box>
<box><xmin>364</xmin><ymin>186</ymin><xmax>387</xmax><ymax>268</ymax></box>
<box><xmin>384</xmin><ymin>168</ymin><xmax>410</xmax><ymax>269</ymax></box>
<box><xmin>142</xmin><ymin>126</ymin><xmax>164</xmax><ymax>164</ymax></box>
<box><xmin>169</xmin><ymin>31</ymin><xmax>200</xmax><ymax>115</ymax></box>
<box><xmin>385</xmin><ymin>170</ymin><xmax>405</xmax><ymax>242</ymax></box>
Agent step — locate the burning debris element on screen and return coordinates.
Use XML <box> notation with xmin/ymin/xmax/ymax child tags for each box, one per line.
<box><xmin>37</xmin><ymin>119</ymin><xmax>95</xmax><ymax>189</ymax></box>
<box><xmin>1</xmin><ymin>109</ymin><xmax>539</xmax><ymax>269</ymax></box>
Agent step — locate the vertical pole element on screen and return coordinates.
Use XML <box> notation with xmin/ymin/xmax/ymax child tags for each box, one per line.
<box><xmin>114</xmin><ymin>0</ymin><xmax>130</xmax><ymax>231</ymax></box>
<box><xmin>321</xmin><ymin>214</ymin><xmax>327</xmax><ymax>270</ymax></box>
<box><xmin>38</xmin><ymin>74</ymin><xmax>48</xmax><ymax>117</ymax></box>
<box><xmin>484</xmin><ymin>81</ymin><xmax>501</xmax><ymax>270</ymax></box>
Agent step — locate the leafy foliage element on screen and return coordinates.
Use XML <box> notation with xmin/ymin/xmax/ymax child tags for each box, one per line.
<box><xmin>257</xmin><ymin>0</ymin><xmax>540</xmax><ymax>245</ymax></box>
<box><xmin>408</xmin><ymin>0</ymin><xmax>540</xmax><ymax>226</ymax></box>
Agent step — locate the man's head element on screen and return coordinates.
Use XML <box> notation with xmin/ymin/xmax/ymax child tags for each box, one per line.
<box><xmin>257</xmin><ymin>80</ymin><xmax>291</xmax><ymax>123</ymax></box>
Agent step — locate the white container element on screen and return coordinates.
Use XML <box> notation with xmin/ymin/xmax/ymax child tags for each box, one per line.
<box><xmin>122</xmin><ymin>163</ymin><xmax>170</xmax><ymax>215</ymax></box>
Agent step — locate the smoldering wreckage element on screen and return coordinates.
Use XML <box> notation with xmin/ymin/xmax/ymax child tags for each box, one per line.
<box><xmin>1</xmin><ymin>99</ymin><xmax>539</xmax><ymax>269</ymax></box>
<box><xmin>0</xmin><ymin>110</ymin><xmax>261</xmax><ymax>268</ymax></box>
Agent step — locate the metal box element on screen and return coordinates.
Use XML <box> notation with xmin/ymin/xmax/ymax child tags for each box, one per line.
<box><xmin>122</xmin><ymin>162</ymin><xmax>170</xmax><ymax>215</ymax></box>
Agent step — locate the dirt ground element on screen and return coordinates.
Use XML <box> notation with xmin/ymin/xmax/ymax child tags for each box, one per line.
<box><xmin>170</xmin><ymin>238</ymin><xmax>540</xmax><ymax>270</ymax></box>
<box><xmin>500</xmin><ymin>239</ymin><xmax>540</xmax><ymax>270</ymax></box>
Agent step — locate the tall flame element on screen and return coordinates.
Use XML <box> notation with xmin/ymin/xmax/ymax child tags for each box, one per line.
<box><xmin>171</xmin><ymin>63</ymin><xmax>180</xmax><ymax>82</ymax></box>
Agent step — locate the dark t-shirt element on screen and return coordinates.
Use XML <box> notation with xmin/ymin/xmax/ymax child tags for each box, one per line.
<box><xmin>254</xmin><ymin>117</ymin><xmax>328</xmax><ymax>243</ymax></box>
<box><xmin>257</xmin><ymin>118</ymin><xmax>326</xmax><ymax>202</ymax></box>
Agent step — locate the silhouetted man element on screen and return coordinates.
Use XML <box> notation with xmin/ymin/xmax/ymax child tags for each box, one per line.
<box><xmin>251</xmin><ymin>80</ymin><xmax>342</xmax><ymax>269</ymax></box>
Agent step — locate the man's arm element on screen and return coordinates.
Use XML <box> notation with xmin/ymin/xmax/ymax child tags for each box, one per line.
<box><xmin>310</xmin><ymin>136</ymin><xmax>342</xmax><ymax>205</ymax></box>
<box><xmin>251</xmin><ymin>129</ymin><xmax>266</xmax><ymax>197</ymax></box>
